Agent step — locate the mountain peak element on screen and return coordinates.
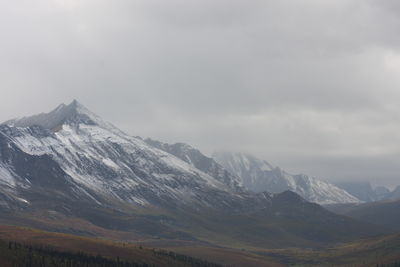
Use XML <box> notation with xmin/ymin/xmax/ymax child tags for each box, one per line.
<box><xmin>64</xmin><ymin>99</ymin><xmax>89</xmax><ymax>112</ymax></box>
<box><xmin>213</xmin><ymin>151</ymin><xmax>275</xmax><ymax>172</ymax></box>
<box><xmin>68</xmin><ymin>99</ymin><xmax>85</xmax><ymax>110</ymax></box>
<box><xmin>3</xmin><ymin>100</ymin><xmax>105</xmax><ymax>131</ymax></box>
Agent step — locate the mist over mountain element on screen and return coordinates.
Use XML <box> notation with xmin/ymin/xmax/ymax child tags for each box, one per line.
<box><xmin>386</xmin><ymin>186</ymin><xmax>400</xmax><ymax>201</ymax></box>
<box><xmin>213</xmin><ymin>151</ymin><xmax>360</xmax><ymax>205</ymax></box>
<box><xmin>335</xmin><ymin>181</ymin><xmax>391</xmax><ymax>202</ymax></box>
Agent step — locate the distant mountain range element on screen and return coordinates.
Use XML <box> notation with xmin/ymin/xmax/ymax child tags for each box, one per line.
<box><xmin>212</xmin><ymin>152</ymin><xmax>360</xmax><ymax>204</ymax></box>
<box><xmin>145</xmin><ymin>138</ymin><xmax>400</xmax><ymax>207</ymax></box>
<box><xmin>143</xmin><ymin>139</ymin><xmax>362</xmax><ymax>204</ymax></box>
<box><xmin>0</xmin><ymin>100</ymin><xmax>390</xmax><ymax>248</ymax></box>
<box><xmin>387</xmin><ymin>185</ymin><xmax>400</xmax><ymax>200</ymax></box>
<box><xmin>334</xmin><ymin>181</ymin><xmax>391</xmax><ymax>202</ymax></box>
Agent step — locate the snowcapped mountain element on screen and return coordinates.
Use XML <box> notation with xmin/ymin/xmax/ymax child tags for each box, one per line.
<box><xmin>0</xmin><ymin>100</ymin><xmax>270</xmax><ymax>211</ymax></box>
<box><xmin>0</xmin><ymin>100</ymin><xmax>388</xmax><ymax>247</ymax></box>
<box><xmin>213</xmin><ymin>152</ymin><xmax>360</xmax><ymax>204</ymax></box>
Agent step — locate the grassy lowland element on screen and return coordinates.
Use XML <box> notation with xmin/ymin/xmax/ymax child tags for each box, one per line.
<box><xmin>0</xmin><ymin>225</ymin><xmax>222</xmax><ymax>267</ymax></box>
<box><xmin>0</xmin><ymin>225</ymin><xmax>400</xmax><ymax>267</ymax></box>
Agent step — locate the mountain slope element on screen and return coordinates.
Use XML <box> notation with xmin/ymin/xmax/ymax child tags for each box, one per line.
<box><xmin>144</xmin><ymin>138</ymin><xmax>242</xmax><ymax>189</ymax></box>
<box><xmin>213</xmin><ymin>152</ymin><xmax>360</xmax><ymax>204</ymax></box>
<box><xmin>0</xmin><ymin>100</ymin><xmax>387</xmax><ymax>248</ymax></box>
<box><xmin>327</xmin><ymin>199</ymin><xmax>400</xmax><ymax>231</ymax></box>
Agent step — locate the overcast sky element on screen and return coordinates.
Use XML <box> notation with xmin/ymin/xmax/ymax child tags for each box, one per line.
<box><xmin>1</xmin><ymin>0</ymin><xmax>400</xmax><ymax>187</ymax></box>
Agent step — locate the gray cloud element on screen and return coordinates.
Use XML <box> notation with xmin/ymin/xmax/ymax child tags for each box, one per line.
<box><xmin>1</xmin><ymin>0</ymin><xmax>400</xmax><ymax>187</ymax></box>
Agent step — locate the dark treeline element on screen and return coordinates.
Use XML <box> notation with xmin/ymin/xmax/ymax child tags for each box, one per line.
<box><xmin>152</xmin><ymin>249</ymin><xmax>222</xmax><ymax>267</ymax></box>
<box><xmin>7</xmin><ymin>241</ymin><xmax>148</xmax><ymax>267</ymax></box>
<box><xmin>2</xmin><ymin>241</ymin><xmax>223</xmax><ymax>267</ymax></box>
<box><xmin>377</xmin><ymin>263</ymin><xmax>400</xmax><ymax>267</ymax></box>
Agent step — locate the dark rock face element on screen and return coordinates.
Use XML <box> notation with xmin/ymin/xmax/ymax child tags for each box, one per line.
<box><xmin>374</xmin><ymin>186</ymin><xmax>392</xmax><ymax>200</ymax></box>
<box><xmin>0</xmin><ymin>127</ymin><xmax>99</xmax><ymax>214</ymax></box>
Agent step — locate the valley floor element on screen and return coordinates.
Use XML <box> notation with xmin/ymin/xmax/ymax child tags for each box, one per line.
<box><xmin>0</xmin><ymin>224</ymin><xmax>399</xmax><ymax>267</ymax></box>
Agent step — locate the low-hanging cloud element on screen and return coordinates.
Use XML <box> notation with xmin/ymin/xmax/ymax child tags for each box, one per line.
<box><xmin>1</xmin><ymin>0</ymin><xmax>400</xmax><ymax>187</ymax></box>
